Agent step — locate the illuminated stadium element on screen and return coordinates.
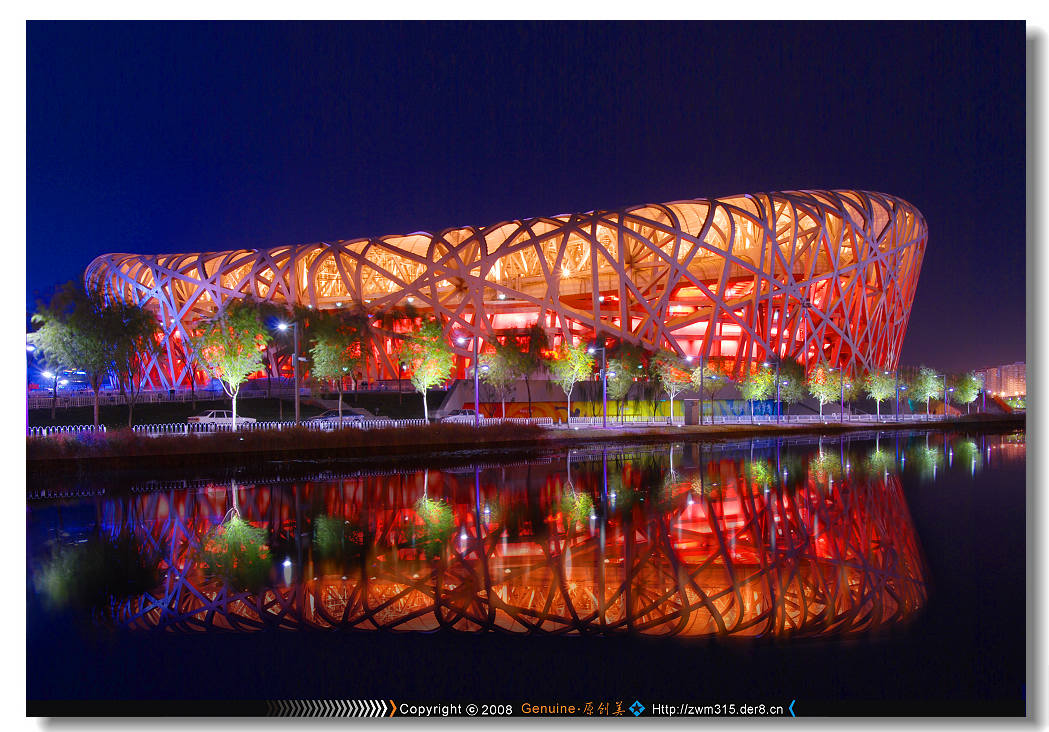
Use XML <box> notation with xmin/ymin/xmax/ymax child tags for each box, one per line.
<box><xmin>85</xmin><ymin>189</ymin><xmax>927</xmax><ymax>390</ymax></box>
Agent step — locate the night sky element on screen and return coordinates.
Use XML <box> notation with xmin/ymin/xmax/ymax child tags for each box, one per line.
<box><xmin>26</xmin><ymin>21</ymin><xmax>1026</xmax><ymax>371</ymax></box>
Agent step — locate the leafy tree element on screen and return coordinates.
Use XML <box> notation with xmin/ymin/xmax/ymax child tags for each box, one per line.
<box><xmin>909</xmin><ymin>365</ymin><xmax>942</xmax><ymax>416</ymax></box>
<box><xmin>309</xmin><ymin>310</ymin><xmax>366</xmax><ymax>426</ymax></box>
<box><xmin>395</xmin><ymin>318</ymin><xmax>454</xmax><ymax>421</ymax></box>
<box><xmin>199</xmin><ymin>516</ymin><xmax>271</xmax><ymax>592</ymax></box>
<box><xmin>689</xmin><ymin>361</ymin><xmax>726</xmax><ymax>424</ymax></box>
<box><xmin>413</xmin><ymin>496</ymin><xmax>455</xmax><ymax>560</ymax></box>
<box><xmin>952</xmin><ymin>372</ymin><xmax>982</xmax><ymax>414</ymax></box>
<box><xmin>652</xmin><ymin>350</ymin><xmax>691</xmax><ymax>422</ymax></box>
<box><xmin>862</xmin><ymin>369</ymin><xmax>896</xmax><ymax>418</ymax></box>
<box><xmin>29</xmin><ymin>281</ymin><xmax>115</xmax><ymax>426</ymax></box>
<box><xmin>107</xmin><ymin>301</ymin><xmax>161</xmax><ymax>427</ymax></box>
<box><xmin>546</xmin><ymin>341</ymin><xmax>595</xmax><ymax>423</ymax></box>
<box><xmin>778</xmin><ymin>357</ymin><xmax>807</xmax><ymax>416</ymax></box>
<box><xmin>371</xmin><ymin>303</ymin><xmax>418</xmax><ymax>393</ymax></box>
<box><xmin>807</xmin><ymin>363</ymin><xmax>838</xmax><ymax>418</ymax></box>
<box><xmin>191</xmin><ymin>299</ymin><xmax>272</xmax><ymax>430</ymax></box>
<box><xmin>479</xmin><ymin>342</ymin><xmax>525</xmax><ymax>418</ymax></box>
<box><xmin>607</xmin><ymin>354</ymin><xmax>639</xmax><ymax>418</ymax></box>
<box><xmin>738</xmin><ymin>364</ymin><xmax>775</xmax><ymax>423</ymax></box>
<box><xmin>519</xmin><ymin>322</ymin><xmax>550</xmax><ymax>417</ymax></box>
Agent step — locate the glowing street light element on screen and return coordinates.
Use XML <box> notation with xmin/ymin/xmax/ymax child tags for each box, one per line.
<box><xmin>587</xmin><ymin>344</ymin><xmax>608</xmax><ymax>429</ymax></box>
<box><xmin>276</xmin><ymin>321</ymin><xmax>301</xmax><ymax>423</ymax></box>
<box><xmin>763</xmin><ymin>359</ymin><xmax>781</xmax><ymax>424</ymax></box>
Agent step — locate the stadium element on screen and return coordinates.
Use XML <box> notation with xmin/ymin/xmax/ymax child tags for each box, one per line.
<box><xmin>85</xmin><ymin>189</ymin><xmax>927</xmax><ymax>390</ymax></box>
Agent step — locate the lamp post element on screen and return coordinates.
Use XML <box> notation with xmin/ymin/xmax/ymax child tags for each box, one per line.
<box><xmin>277</xmin><ymin>321</ymin><xmax>300</xmax><ymax>423</ymax></box>
<box><xmin>762</xmin><ymin>360</ymin><xmax>780</xmax><ymax>424</ymax></box>
<box><xmin>587</xmin><ymin>344</ymin><xmax>608</xmax><ymax>429</ymax></box>
<box><xmin>684</xmin><ymin>355</ymin><xmax>694</xmax><ymax>425</ymax></box>
<box><xmin>897</xmin><ymin>384</ymin><xmax>907</xmax><ymax>421</ymax></box>
<box><xmin>942</xmin><ymin>374</ymin><xmax>948</xmax><ymax>421</ymax></box>
<box><xmin>457</xmin><ymin>335</ymin><xmax>481</xmax><ymax>428</ymax></box>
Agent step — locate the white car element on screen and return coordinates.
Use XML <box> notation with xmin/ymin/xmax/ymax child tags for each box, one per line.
<box><xmin>305</xmin><ymin>408</ymin><xmax>376</xmax><ymax>428</ymax></box>
<box><xmin>441</xmin><ymin>409</ymin><xmax>479</xmax><ymax>423</ymax></box>
<box><xmin>187</xmin><ymin>410</ymin><xmax>257</xmax><ymax>426</ymax></box>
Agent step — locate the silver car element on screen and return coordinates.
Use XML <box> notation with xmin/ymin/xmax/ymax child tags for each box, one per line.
<box><xmin>305</xmin><ymin>408</ymin><xmax>376</xmax><ymax>429</ymax></box>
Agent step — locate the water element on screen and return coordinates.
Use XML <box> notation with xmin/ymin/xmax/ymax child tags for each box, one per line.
<box><xmin>26</xmin><ymin>427</ymin><xmax>1025</xmax><ymax>716</ymax></box>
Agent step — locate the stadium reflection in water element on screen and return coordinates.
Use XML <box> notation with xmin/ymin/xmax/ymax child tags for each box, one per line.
<box><xmin>29</xmin><ymin>432</ymin><xmax>1005</xmax><ymax>641</ymax></box>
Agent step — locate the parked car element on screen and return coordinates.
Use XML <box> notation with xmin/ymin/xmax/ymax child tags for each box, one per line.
<box><xmin>305</xmin><ymin>408</ymin><xmax>376</xmax><ymax>428</ymax></box>
<box><xmin>187</xmin><ymin>410</ymin><xmax>256</xmax><ymax>426</ymax></box>
<box><xmin>441</xmin><ymin>409</ymin><xmax>479</xmax><ymax>423</ymax></box>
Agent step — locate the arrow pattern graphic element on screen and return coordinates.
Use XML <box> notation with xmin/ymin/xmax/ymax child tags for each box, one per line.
<box><xmin>266</xmin><ymin>699</ymin><xmax>391</xmax><ymax>717</ymax></box>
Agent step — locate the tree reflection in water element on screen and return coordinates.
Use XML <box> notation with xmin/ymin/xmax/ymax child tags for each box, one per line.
<box><xmin>48</xmin><ymin>433</ymin><xmax>984</xmax><ymax>639</ymax></box>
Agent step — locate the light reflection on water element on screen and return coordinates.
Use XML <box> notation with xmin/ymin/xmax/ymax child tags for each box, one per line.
<box><xmin>28</xmin><ymin>429</ymin><xmax>1024</xmax><ymax>640</ymax></box>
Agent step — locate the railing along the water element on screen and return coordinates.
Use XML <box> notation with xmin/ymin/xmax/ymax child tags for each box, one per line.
<box><xmin>27</xmin><ymin>417</ymin><xmax>554</xmax><ymax>438</ymax></box>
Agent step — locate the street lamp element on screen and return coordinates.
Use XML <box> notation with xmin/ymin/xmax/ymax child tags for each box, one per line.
<box><xmin>762</xmin><ymin>360</ymin><xmax>781</xmax><ymax>424</ymax></box>
<box><xmin>942</xmin><ymin>374</ymin><xmax>949</xmax><ymax>421</ymax></box>
<box><xmin>587</xmin><ymin>344</ymin><xmax>608</xmax><ymax>429</ymax></box>
<box><xmin>897</xmin><ymin>384</ymin><xmax>907</xmax><ymax>421</ymax></box>
<box><xmin>457</xmin><ymin>334</ymin><xmax>481</xmax><ymax>427</ymax></box>
<box><xmin>277</xmin><ymin>321</ymin><xmax>301</xmax><ymax>423</ymax></box>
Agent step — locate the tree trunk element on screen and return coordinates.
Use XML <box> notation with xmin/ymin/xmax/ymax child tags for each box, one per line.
<box><xmin>567</xmin><ymin>388</ymin><xmax>572</xmax><ymax>425</ymax></box>
<box><xmin>93</xmin><ymin>387</ymin><xmax>100</xmax><ymax>427</ymax></box>
<box><xmin>501</xmin><ymin>397</ymin><xmax>505</xmax><ymax>419</ymax></box>
<box><xmin>876</xmin><ymin>400</ymin><xmax>880</xmax><ymax>418</ymax></box>
<box><xmin>338</xmin><ymin>383</ymin><xmax>344</xmax><ymax>428</ymax></box>
<box><xmin>526</xmin><ymin>376</ymin><xmax>533</xmax><ymax>417</ymax></box>
<box><xmin>422</xmin><ymin>389</ymin><xmax>428</xmax><ymax>421</ymax></box>
<box><xmin>232</xmin><ymin>391</ymin><xmax>238</xmax><ymax>431</ymax></box>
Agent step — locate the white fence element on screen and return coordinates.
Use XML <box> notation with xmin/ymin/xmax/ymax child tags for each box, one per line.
<box><xmin>567</xmin><ymin>415</ymin><xmax>686</xmax><ymax>426</ymax></box>
<box><xmin>27</xmin><ymin>416</ymin><xmax>555</xmax><ymax>439</ymax></box>
<box><xmin>557</xmin><ymin>413</ymin><xmax>947</xmax><ymax>427</ymax></box>
<box><xmin>706</xmin><ymin>413</ymin><xmax>945</xmax><ymax>425</ymax></box>
<box><xmin>26</xmin><ymin>424</ymin><xmax>108</xmax><ymax>438</ymax></box>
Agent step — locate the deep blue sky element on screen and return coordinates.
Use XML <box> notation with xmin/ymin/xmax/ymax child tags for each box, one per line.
<box><xmin>26</xmin><ymin>21</ymin><xmax>1025</xmax><ymax>371</ymax></box>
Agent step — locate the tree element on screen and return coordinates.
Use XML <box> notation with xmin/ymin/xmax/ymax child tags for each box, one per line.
<box><xmin>778</xmin><ymin>357</ymin><xmax>806</xmax><ymax>416</ymax></box>
<box><xmin>395</xmin><ymin>318</ymin><xmax>454</xmax><ymax>421</ymax></box>
<box><xmin>652</xmin><ymin>350</ymin><xmax>690</xmax><ymax>422</ymax></box>
<box><xmin>546</xmin><ymin>341</ymin><xmax>595</xmax><ymax>423</ymax></box>
<box><xmin>738</xmin><ymin>365</ymin><xmax>774</xmax><ymax>423</ymax></box>
<box><xmin>909</xmin><ymin>365</ymin><xmax>941</xmax><ymax>417</ymax></box>
<box><xmin>690</xmin><ymin>360</ymin><xmax>728</xmax><ymax>424</ymax></box>
<box><xmin>862</xmin><ymin>370</ymin><xmax>896</xmax><ymax>418</ymax></box>
<box><xmin>309</xmin><ymin>311</ymin><xmax>365</xmax><ymax>426</ymax></box>
<box><xmin>107</xmin><ymin>300</ymin><xmax>161</xmax><ymax>427</ymax></box>
<box><xmin>479</xmin><ymin>342</ymin><xmax>524</xmax><ymax>418</ymax></box>
<box><xmin>807</xmin><ymin>363</ymin><xmax>838</xmax><ymax>418</ymax></box>
<box><xmin>952</xmin><ymin>372</ymin><xmax>981</xmax><ymax>414</ymax></box>
<box><xmin>607</xmin><ymin>353</ymin><xmax>639</xmax><ymax>419</ymax></box>
<box><xmin>519</xmin><ymin>322</ymin><xmax>550</xmax><ymax>417</ymax></box>
<box><xmin>29</xmin><ymin>281</ymin><xmax>115</xmax><ymax>427</ymax></box>
<box><xmin>191</xmin><ymin>299</ymin><xmax>271</xmax><ymax>430</ymax></box>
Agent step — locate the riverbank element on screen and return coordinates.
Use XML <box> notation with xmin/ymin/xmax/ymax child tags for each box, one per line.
<box><xmin>25</xmin><ymin>413</ymin><xmax>1025</xmax><ymax>477</ymax></box>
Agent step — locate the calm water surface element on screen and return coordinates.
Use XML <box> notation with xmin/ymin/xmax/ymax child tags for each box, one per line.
<box><xmin>27</xmin><ymin>428</ymin><xmax>1025</xmax><ymax>715</ymax></box>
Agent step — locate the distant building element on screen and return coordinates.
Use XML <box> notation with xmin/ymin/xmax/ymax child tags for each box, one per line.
<box><xmin>976</xmin><ymin>362</ymin><xmax>1025</xmax><ymax>397</ymax></box>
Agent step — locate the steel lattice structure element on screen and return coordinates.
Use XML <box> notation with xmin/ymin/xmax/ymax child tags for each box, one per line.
<box><xmin>85</xmin><ymin>189</ymin><xmax>926</xmax><ymax>389</ymax></box>
<box><xmin>90</xmin><ymin>447</ymin><xmax>926</xmax><ymax>638</ymax></box>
